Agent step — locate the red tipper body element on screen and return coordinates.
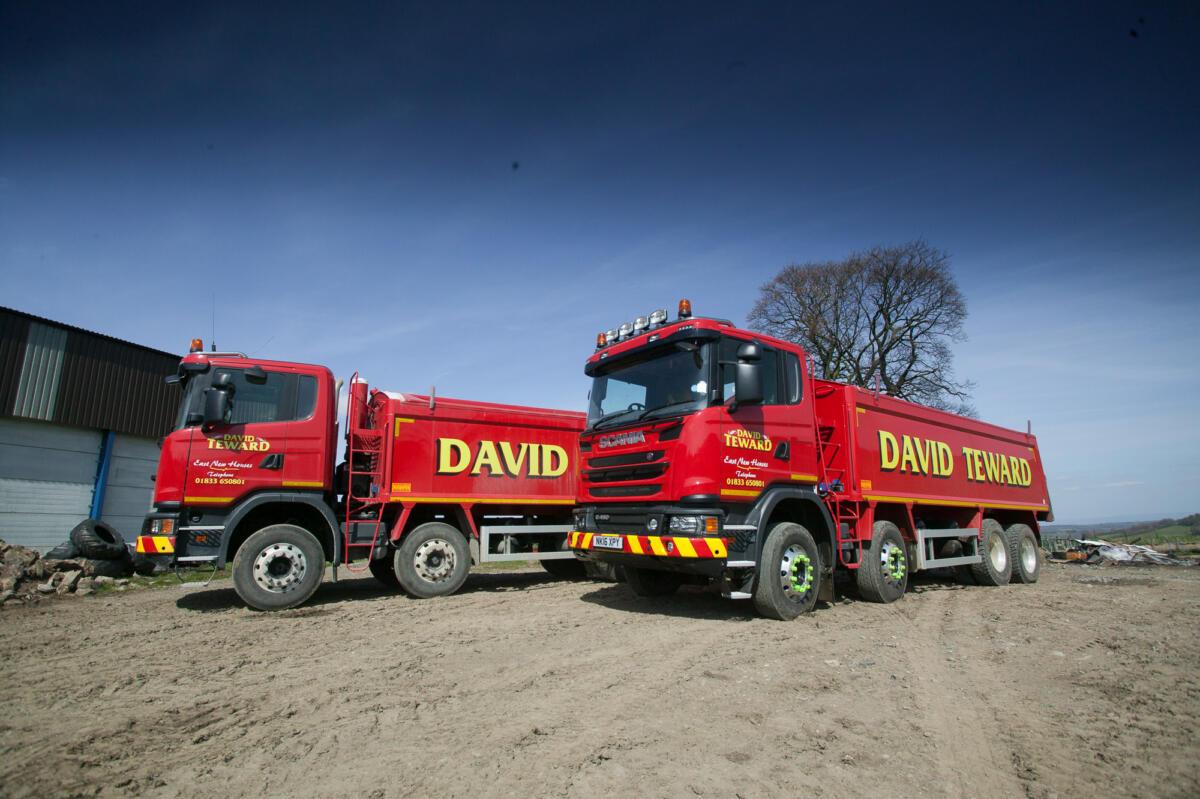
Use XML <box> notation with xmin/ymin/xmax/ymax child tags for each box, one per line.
<box><xmin>819</xmin><ymin>381</ymin><xmax>1050</xmax><ymax>513</ymax></box>
<box><xmin>569</xmin><ymin>309</ymin><xmax>1052</xmax><ymax>614</ymax></box>
<box><xmin>357</xmin><ymin>389</ymin><xmax>583</xmax><ymax>544</ymax></box>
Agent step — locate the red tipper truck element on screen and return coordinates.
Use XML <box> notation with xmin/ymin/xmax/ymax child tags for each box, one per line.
<box><xmin>139</xmin><ymin>341</ymin><xmax>585</xmax><ymax>610</ymax></box>
<box><xmin>569</xmin><ymin>301</ymin><xmax>1052</xmax><ymax>620</ymax></box>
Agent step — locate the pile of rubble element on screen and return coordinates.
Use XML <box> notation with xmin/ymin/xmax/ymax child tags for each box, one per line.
<box><xmin>1055</xmin><ymin>538</ymin><xmax>1195</xmax><ymax>566</ymax></box>
<box><xmin>1</xmin><ymin>537</ymin><xmax>138</xmax><ymax>608</ymax></box>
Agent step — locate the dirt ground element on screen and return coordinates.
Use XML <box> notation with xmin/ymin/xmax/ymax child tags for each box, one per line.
<box><xmin>1</xmin><ymin>562</ymin><xmax>1197</xmax><ymax>799</ymax></box>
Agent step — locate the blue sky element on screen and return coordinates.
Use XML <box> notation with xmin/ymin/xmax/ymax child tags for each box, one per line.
<box><xmin>2</xmin><ymin>1</ymin><xmax>1197</xmax><ymax>522</ymax></box>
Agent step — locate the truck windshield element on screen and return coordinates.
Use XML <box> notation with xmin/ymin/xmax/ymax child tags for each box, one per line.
<box><xmin>588</xmin><ymin>342</ymin><xmax>711</xmax><ymax>430</ymax></box>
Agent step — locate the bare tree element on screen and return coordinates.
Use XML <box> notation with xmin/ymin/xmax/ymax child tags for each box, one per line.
<box><xmin>748</xmin><ymin>240</ymin><xmax>975</xmax><ymax>415</ymax></box>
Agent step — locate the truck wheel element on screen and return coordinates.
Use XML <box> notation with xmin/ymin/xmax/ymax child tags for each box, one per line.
<box><xmin>969</xmin><ymin>519</ymin><xmax>1012</xmax><ymax>586</ymax></box>
<box><xmin>624</xmin><ymin>566</ymin><xmax>683</xmax><ymax>597</ymax></box>
<box><xmin>752</xmin><ymin>522</ymin><xmax>821</xmax><ymax>620</ymax></box>
<box><xmin>232</xmin><ymin>524</ymin><xmax>325</xmax><ymax>611</ymax></box>
<box><xmin>368</xmin><ymin>554</ymin><xmax>400</xmax><ymax>589</ymax></box>
<box><xmin>542</xmin><ymin>558</ymin><xmax>588</xmax><ymax>580</ymax></box>
<box><xmin>1006</xmin><ymin>523</ymin><xmax>1041</xmax><ymax>584</ymax></box>
<box><xmin>394</xmin><ymin>522</ymin><xmax>470</xmax><ymax>598</ymax></box>
<box><xmin>856</xmin><ymin>521</ymin><xmax>908</xmax><ymax>603</ymax></box>
<box><xmin>540</xmin><ymin>535</ymin><xmax>588</xmax><ymax>579</ymax></box>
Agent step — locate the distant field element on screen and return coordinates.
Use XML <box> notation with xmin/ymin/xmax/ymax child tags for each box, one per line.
<box><xmin>1105</xmin><ymin>526</ymin><xmax>1198</xmax><ymax>546</ymax></box>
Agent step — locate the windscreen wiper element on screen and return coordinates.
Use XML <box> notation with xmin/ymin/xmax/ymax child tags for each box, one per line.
<box><xmin>590</xmin><ymin>408</ymin><xmax>644</xmax><ymax>431</ymax></box>
<box><xmin>635</xmin><ymin>400</ymin><xmax>701</xmax><ymax>423</ymax></box>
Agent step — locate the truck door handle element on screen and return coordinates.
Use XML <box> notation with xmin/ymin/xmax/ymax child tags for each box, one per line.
<box><xmin>260</xmin><ymin>453</ymin><xmax>284</xmax><ymax>470</ymax></box>
<box><xmin>774</xmin><ymin>442</ymin><xmax>790</xmax><ymax>461</ymax></box>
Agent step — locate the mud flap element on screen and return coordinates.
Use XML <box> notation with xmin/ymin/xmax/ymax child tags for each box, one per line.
<box><xmin>818</xmin><ymin>566</ymin><xmax>835</xmax><ymax>602</ymax></box>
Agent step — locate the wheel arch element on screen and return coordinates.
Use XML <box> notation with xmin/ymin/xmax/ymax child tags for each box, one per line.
<box><xmin>220</xmin><ymin>492</ymin><xmax>341</xmax><ymax>569</ymax></box>
<box><xmin>744</xmin><ymin>487</ymin><xmax>837</xmax><ymax>567</ymax></box>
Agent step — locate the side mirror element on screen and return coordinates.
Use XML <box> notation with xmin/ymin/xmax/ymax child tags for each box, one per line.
<box><xmin>733</xmin><ymin>343</ymin><xmax>764</xmax><ymax>408</ymax></box>
<box><xmin>203</xmin><ymin>373</ymin><xmax>235</xmax><ymax>425</ymax></box>
<box><xmin>202</xmin><ymin>387</ymin><xmax>232</xmax><ymax>425</ymax></box>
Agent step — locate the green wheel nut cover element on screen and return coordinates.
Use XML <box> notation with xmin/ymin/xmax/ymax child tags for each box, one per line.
<box><xmin>886</xmin><ymin>548</ymin><xmax>906</xmax><ymax>581</ymax></box>
<box><xmin>790</xmin><ymin>552</ymin><xmax>812</xmax><ymax>594</ymax></box>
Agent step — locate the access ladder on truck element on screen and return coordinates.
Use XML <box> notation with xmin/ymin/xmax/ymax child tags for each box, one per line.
<box><xmin>342</xmin><ymin>374</ymin><xmax>387</xmax><ymax>566</ymax></box>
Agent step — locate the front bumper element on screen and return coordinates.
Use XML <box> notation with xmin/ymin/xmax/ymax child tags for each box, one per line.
<box><xmin>568</xmin><ymin>530</ymin><xmax>728</xmax><ymax>559</ymax></box>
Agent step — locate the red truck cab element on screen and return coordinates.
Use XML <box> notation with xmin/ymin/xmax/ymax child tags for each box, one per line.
<box><xmin>570</xmin><ymin>302</ymin><xmax>1052</xmax><ymax>619</ymax></box>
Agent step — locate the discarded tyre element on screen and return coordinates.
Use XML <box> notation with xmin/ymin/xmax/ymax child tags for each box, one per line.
<box><xmin>131</xmin><ymin>553</ymin><xmax>159</xmax><ymax>577</ymax></box>
<box><xmin>83</xmin><ymin>557</ymin><xmax>133</xmax><ymax>578</ymax></box>
<box><xmin>69</xmin><ymin>519</ymin><xmax>127</xmax><ymax>560</ymax></box>
<box><xmin>44</xmin><ymin>540</ymin><xmax>81</xmax><ymax>560</ymax></box>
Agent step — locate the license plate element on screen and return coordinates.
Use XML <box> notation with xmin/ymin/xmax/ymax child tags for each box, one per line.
<box><xmin>592</xmin><ymin>535</ymin><xmax>624</xmax><ymax>550</ymax></box>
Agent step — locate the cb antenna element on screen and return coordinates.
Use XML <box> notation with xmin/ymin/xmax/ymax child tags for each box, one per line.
<box><xmin>211</xmin><ymin>292</ymin><xmax>216</xmax><ymax>352</ymax></box>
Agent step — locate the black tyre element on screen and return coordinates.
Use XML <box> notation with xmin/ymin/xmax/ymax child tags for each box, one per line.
<box><xmin>624</xmin><ymin>566</ymin><xmax>684</xmax><ymax>597</ymax></box>
<box><xmin>856</xmin><ymin>521</ymin><xmax>909</xmax><ymax>603</ymax></box>
<box><xmin>753</xmin><ymin>522</ymin><xmax>822</xmax><ymax>620</ymax></box>
<box><xmin>69</xmin><ymin>519</ymin><xmax>126</xmax><ymax>560</ymax></box>
<box><xmin>232</xmin><ymin>524</ymin><xmax>325</xmax><ymax>611</ymax></box>
<box><xmin>541</xmin><ymin>557</ymin><xmax>588</xmax><ymax>580</ymax></box>
<box><xmin>394</xmin><ymin>522</ymin><xmax>470</xmax><ymax>598</ymax></box>
<box><xmin>131</xmin><ymin>553</ymin><xmax>158</xmax><ymax>576</ymax></box>
<box><xmin>368</xmin><ymin>554</ymin><xmax>400</xmax><ymax>589</ymax></box>
<box><xmin>45</xmin><ymin>540</ymin><xmax>80</xmax><ymax>560</ymax></box>
<box><xmin>969</xmin><ymin>518</ymin><xmax>1012</xmax><ymax>586</ymax></box>
<box><xmin>1006</xmin><ymin>523</ymin><xmax>1041</xmax><ymax>584</ymax></box>
<box><xmin>83</xmin><ymin>557</ymin><xmax>133</xmax><ymax>578</ymax></box>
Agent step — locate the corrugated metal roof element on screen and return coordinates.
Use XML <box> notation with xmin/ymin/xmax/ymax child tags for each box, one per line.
<box><xmin>0</xmin><ymin>307</ymin><xmax>181</xmax><ymax>438</ymax></box>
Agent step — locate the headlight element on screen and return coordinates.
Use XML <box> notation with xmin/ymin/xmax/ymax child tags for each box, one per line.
<box><xmin>668</xmin><ymin>515</ymin><xmax>719</xmax><ymax>535</ymax></box>
<box><xmin>150</xmin><ymin>518</ymin><xmax>175</xmax><ymax>535</ymax></box>
<box><xmin>668</xmin><ymin>515</ymin><xmax>699</xmax><ymax>534</ymax></box>
<box><xmin>573</xmin><ymin>509</ymin><xmax>587</xmax><ymax>530</ymax></box>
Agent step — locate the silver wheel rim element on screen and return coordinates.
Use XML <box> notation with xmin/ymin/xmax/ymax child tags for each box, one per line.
<box><xmin>779</xmin><ymin>544</ymin><xmax>813</xmax><ymax>601</ymax></box>
<box><xmin>880</xmin><ymin>540</ymin><xmax>906</xmax><ymax>586</ymax></box>
<box><xmin>988</xmin><ymin>534</ymin><xmax>1007</xmax><ymax>572</ymax></box>
<box><xmin>1020</xmin><ymin>537</ymin><xmax>1037</xmax><ymax>573</ymax></box>
<box><xmin>252</xmin><ymin>542</ymin><xmax>307</xmax><ymax>594</ymax></box>
<box><xmin>414</xmin><ymin>538</ymin><xmax>457</xmax><ymax>583</ymax></box>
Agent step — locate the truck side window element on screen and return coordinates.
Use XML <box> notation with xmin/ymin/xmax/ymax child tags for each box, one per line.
<box><xmin>215</xmin><ymin>370</ymin><xmax>300</xmax><ymax>425</ymax></box>
<box><xmin>784</xmin><ymin>353</ymin><xmax>802</xmax><ymax>404</ymax></box>
<box><xmin>297</xmin><ymin>375</ymin><xmax>318</xmax><ymax>420</ymax></box>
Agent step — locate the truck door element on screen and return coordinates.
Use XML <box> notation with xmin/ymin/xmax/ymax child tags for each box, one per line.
<box><xmin>717</xmin><ymin>341</ymin><xmax>818</xmax><ymax>501</ymax></box>
<box><xmin>283</xmin><ymin>373</ymin><xmax>329</xmax><ymax>492</ymax></box>
<box><xmin>189</xmin><ymin>368</ymin><xmax>292</xmax><ymax>504</ymax></box>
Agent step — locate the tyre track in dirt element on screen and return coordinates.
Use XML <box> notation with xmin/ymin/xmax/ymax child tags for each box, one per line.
<box><xmin>2</xmin><ymin>564</ymin><xmax>1197</xmax><ymax>798</ymax></box>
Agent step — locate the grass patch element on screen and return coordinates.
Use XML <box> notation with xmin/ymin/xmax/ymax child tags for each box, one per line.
<box><xmin>473</xmin><ymin>559</ymin><xmax>542</xmax><ymax>572</ymax></box>
<box><xmin>92</xmin><ymin>567</ymin><xmax>231</xmax><ymax>593</ymax></box>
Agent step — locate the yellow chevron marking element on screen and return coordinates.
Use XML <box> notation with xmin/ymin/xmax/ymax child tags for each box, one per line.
<box><xmin>675</xmin><ymin>537</ymin><xmax>698</xmax><ymax>558</ymax></box>
<box><xmin>649</xmin><ymin>537</ymin><xmax>668</xmax><ymax>556</ymax></box>
<box><xmin>628</xmin><ymin>536</ymin><xmax>644</xmax><ymax>554</ymax></box>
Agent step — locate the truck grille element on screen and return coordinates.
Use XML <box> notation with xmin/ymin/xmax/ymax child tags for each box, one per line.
<box><xmin>591</xmin><ymin>510</ymin><xmax>650</xmax><ymax>534</ymax></box>
<box><xmin>584</xmin><ymin>463</ymin><xmax>667</xmax><ymax>483</ymax></box>
<box><xmin>590</xmin><ymin>485</ymin><xmax>660</xmax><ymax>498</ymax></box>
